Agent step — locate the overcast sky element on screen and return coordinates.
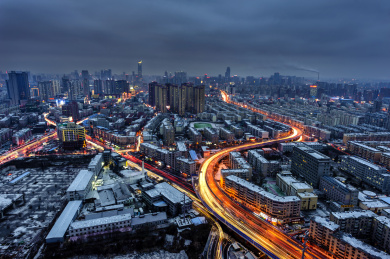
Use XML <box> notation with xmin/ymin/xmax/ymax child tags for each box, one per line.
<box><xmin>0</xmin><ymin>0</ymin><xmax>389</xmax><ymax>79</ymax></box>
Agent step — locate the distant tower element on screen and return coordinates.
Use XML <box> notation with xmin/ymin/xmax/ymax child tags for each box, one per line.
<box><xmin>6</xmin><ymin>71</ymin><xmax>30</xmax><ymax>106</ymax></box>
<box><xmin>225</xmin><ymin>67</ymin><xmax>231</xmax><ymax>82</ymax></box>
<box><xmin>138</xmin><ymin>60</ymin><xmax>143</xmax><ymax>80</ymax></box>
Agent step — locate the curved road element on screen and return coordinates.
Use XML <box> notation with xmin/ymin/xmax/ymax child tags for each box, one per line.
<box><xmin>196</xmin><ymin>92</ymin><xmax>330</xmax><ymax>259</ymax></box>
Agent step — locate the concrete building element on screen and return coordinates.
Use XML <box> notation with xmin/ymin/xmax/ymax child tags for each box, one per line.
<box><xmin>248</xmin><ymin>149</ymin><xmax>279</xmax><ymax>177</ymax></box>
<box><xmin>69</xmin><ymin>213</ymin><xmax>132</xmax><ymax>237</ymax></box>
<box><xmin>162</xmin><ymin>124</ymin><xmax>175</xmax><ymax>146</ymax></box>
<box><xmin>309</xmin><ymin>216</ymin><xmax>340</xmax><ymax>249</ymax></box>
<box><xmin>46</xmin><ymin>200</ymin><xmax>83</xmax><ymax>243</ymax></box>
<box><xmin>219</xmin><ymin>127</ymin><xmax>234</xmax><ymax>142</ymax></box>
<box><xmin>57</xmin><ymin>122</ymin><xmax>86</xmax><ymax>150</ymax></box>
<box><xmin>347</xmin><ymin>141</ymin><xmax>382</xmax><ymax>161</ymax></box>
<box><xmin>319</xmin><ymin>176</ymin><xmax>359</xmax><ymax>208</ymax></box>
<box><xmin>340</xmin><ymin>156</ymin><xmax>390</xmax><ymax>193</ymax></box>
<box><xmin>329</xmin><ymin>211</ymin><xmax>376</xmax><ymax>238</ymax></box>
<box><xmin>224</xmin><ymin>175</ymin><xmax>301</xmax><ymax>221</ymax></box>
<box><xmin>12</xmin><ymin>128</ymin><xmax>32</xmax><ymax>146</ymax></box>
<box><xmin>143</xmin><ymin>182</ymin><xmax>192</xmax><ymax>216</ymax></box>
<box><xmin>329</xmin><ymin>232</ymin><xmax>390</xmax><ymax>259</ymax></box>
<box><xmin>229</xmin><ymin>152</ymin><xmax>252</xmax><ymax>181</ymax></box>
<box><xmin>276</xmin><ymin>172</ymin><xmax>318</xmax><ymax>210</ymax></box>
<box><xmin>291</xmin><ymin>146</ymin><xmax>331</xmax><ymax>187</ymax></box>
<box><xmin>372</xmin><ymin>216</ymin><xmax>390</xmax><ymax>253</ymax></box>
<box><xmin>188</xmin><ymin>127</ymin><xmax>202</xmax><ymax>144</ymax></box>
<box><xmin>88</xmin><ymin>153</ymin><xmax>103</xmax><ymax>176</ymax></box>
<box><xmin>204</xmin><ymin>127</ymin><xmax>219</xmax><ymax>144</ymax></box>
<box><xmin>66</xmin><ymin>170</ymin><xmax>95</xmax><ymax>201</ymax></box>
<box><xmin>175</xmin><ymin>157</ymin><xmax>196</xmax><ymax>176</ymax></box>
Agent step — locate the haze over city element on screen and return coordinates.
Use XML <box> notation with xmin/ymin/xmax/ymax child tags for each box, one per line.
<box><xmin>1</xmin><ymin>0</ymin><xmax>389</xmax><ymax>79</ymax></box>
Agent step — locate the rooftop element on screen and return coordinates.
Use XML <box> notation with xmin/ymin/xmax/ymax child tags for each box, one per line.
<box><xmin>331</xmin><ymin>210</ymin><xmax>376</xmax><ymax>220</ymax></box>
<box><xmin>226</xmin><ymin>175</ymin><xmax>300</xmax><ymax>203</ymax></box>
<box><xmin>131</xmin><ymin>212</ymin><xmax>167</xmax><ymax>226</ymax></box>
<box><xmin>66</xmin><ymin>170</ymin><xmax>94</xmax><ymax>193</ymax></box>
<box><xmin>46</xmin><ymin>200</ymin><xmax>82</xmax><ymax>241</ymax></box>
<box><xmin>70</xmin><ymin>213</ymin><xmax>132</xmax><ymax>230</ymax></box>
<box><xmin>311</xmin><ymin>216</ymin><xmax>339</xmax><ymax>231</ymax></box>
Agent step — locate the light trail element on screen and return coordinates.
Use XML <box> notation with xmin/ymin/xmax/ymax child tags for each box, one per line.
<box><xmin>194</xmin><ymin>90</ymin><xmax>331</xmax><ymax>259</ymax></box>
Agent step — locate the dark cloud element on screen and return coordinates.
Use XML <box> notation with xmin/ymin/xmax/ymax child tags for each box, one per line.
<box><xmin>0</xmin><ymin>0</ymin><xmax>389</xmax><ymax>79</ymax></box>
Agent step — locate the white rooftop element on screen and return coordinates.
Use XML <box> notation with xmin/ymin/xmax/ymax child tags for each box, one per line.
<box><xmin>70</xmin><ymin>213</ymin><xmax>132</xmax><ymax>230</ymax></box>
<box><xmin>312</xmin><ymin>216</ymin><xmax>339</xmax><ymax>231</ymax></box>
<box><xmin>46</xmin><ymin>200</ymin><xmax>82</xmax><ymax>241</ymax></box>
<box><xmin>226</xmin><ymin>175</ymin><xmax>300</xmax><ymax>203</ymax></box>
<box><xmin>66</xmin><ymin>170</ymin><xmax>94</xmax><ymax>193</ymax></box>
<box><xmin>331</xmin><ymin>210</ymin><xmax>376</xmax><ymax>220</ymax></box>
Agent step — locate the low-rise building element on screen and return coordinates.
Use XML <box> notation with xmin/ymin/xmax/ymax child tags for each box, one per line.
<box><xmin>224</xmin><ymin>175</ymin><xmax>301</xmax><ymax>221</ymax></box>
<box><xmin>66</xmin><ymin>170</ymin><xmax>95</xmax><ymax>201</ymax></box>
<box><xmin>340</xmin><ymin>156</ymin><xmax>390</xmax><ymax>193</ymax></box>
<box><xmin>309</xmin><ymin>216</ymin><xmax>339</xmax><ymax>248</ymax></box>
<box><xmin>46</xmin><ymin>200</ymin><xmax>83</xmax><ymax>243</ymax></box>
<box><xmin>69</xmin><ymin>213</ymin><xmax>132</xmax><ymax>237</ymax></box>
<box><xmin>319</xmin><ymin>176</ymin><xmax>359</xmax><ymax>207</ymax></box>
<box><xmin>372</xmin><ymin>216</ymin><xmax>390</xmax><ymax>253</ymax></box>
<box><xmin>143</xmin><ymin>182</ymin><xmax>192</xmax><ymax>216</ymax></box>
<box><xmin>329</xmin><ymin>211</ymin><xmax>376</xmax><ymax>238</ymax></box>
<box><xmin>219</xmin><ymin>127</ymin><xmax>234</xmax><ymax>142</ymax></box>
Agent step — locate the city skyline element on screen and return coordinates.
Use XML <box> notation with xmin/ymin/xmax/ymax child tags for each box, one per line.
<box><xmin>0</xmin><ymin>0</ymin><xmax>389</xmax><ymax>80</ymax></box>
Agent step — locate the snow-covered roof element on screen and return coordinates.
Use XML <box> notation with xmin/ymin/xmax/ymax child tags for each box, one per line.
<box><xmin>66</xmin><ymin>170</ymin><xmax>94</xmax><ymax>193</ymax></box>
<box><xmin>70</xmin><ymin>213</ymin><xmax>132</xmax><ymax>230</ymax></box>
<box><xmin>311</xmin><ymin>216</ymin><xmax>339</xmax><ymax>231</ymax></box>
<box><xmin>46</xmin><ymin>200</ymin><xmax>82</xmax><ymax>241</ymax></box>
<box><xmin>226</xmin><ymin>175</ymin><xmax>300</xmax><ymax>203</ymax></box>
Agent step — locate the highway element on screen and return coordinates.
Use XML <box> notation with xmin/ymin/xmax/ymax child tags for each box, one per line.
<box><xmin>195</xmin><ymin>91</ymin><xmax>331</xmax><ymax>259</ymax></box>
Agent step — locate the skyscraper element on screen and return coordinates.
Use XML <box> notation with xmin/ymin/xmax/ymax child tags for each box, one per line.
<box><xmin>38</xmin><ymin>81</ymin><xmax>52</xmax><ymax>101</ymax></box>
<box><xmin>6</xmin><ymin>71</ymin><xmax>30</xmax><ymax>106</ymax></box>
<box><xmin>138</xmin><ymin>60</ymin><xmax>142</xmax><ymax>80</ymax></box>
<box><xmin>225</xmin><ymin>67</ymin><xmax>231</xmax><ymax>82</ymax></box>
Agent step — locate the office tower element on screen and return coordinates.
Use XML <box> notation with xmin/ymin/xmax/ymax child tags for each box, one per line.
<box><xmin>194</xmin><ymin>85</ymin><xmax>205</xmax><ymax>114</ymax></box>
<box><xmin>94</xmin><ymin>80</ymin><xmax>103</xmax><ymax>95</ymax></box>
<box><xmin>6</xmin><ymin>71</ymin><xmax>30</xmax><ymax>106</ymax></box>
<box><xmin>38</xmin><ymin>81</ymin><xmax>52</xmax><ymax>101</ymax></box>
<box><xmin>225</xmin><ymin>67</ymin><xmax>230</xmax><ymax>81</ymax></box>
<box><xmin>291</xmin><ymin>146</ymin><xmax>331</xmax><ymax>188</ymax></box>
<box><xmin>62</xmin><ymin>101</ymin><xmax>80</xmax><ymax>122</ymax></box>
<box><xmin>57</xmin><ymin>122</ymin><xmax>86</xmax><ymax>150</ymax></box>
<box><xmin>61</xmin><ymin>75</ymin><xmax>70</xmax><ymax>93</ymax></box>
<box><xmin>138</xmin><ymin>60</ymin><xmax>142</xmax><ymax>80</ymax></box>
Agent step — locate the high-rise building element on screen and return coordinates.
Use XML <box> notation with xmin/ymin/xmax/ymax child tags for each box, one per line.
<box><xmin>81</xmin><ymin>70</ymin><xmax>89</xmax><ymax>80</ymax></box>
<box><xmin>57</xmin><ymin>122</ymin><xmax>86</xmax><ymax>150</ymax></box>
<box><xmin>94</xmin><ymin>80</ymin><xmax>103</xmax><ymax>95</ymax></box>
<box><xmin>194</xmin><ymin>85</ymin><xmax>205</xmax><ymax>114</ymax></box>
<box><xmin>6</xmin><ymin>71</ymin><xmax>30</xmax><ymax>106</ymax></box>
<box><xmin>62</xmin><ymin>101</ymin><xmax>80</xmax><ymax>122</ymax></box>
<box><xmin>38</xmin><ymin>81</ymin><xmax>52</xmax><ymax>101</ymax></box>
<box><xmin>225</xmin><ymin>67</ymin><xmax>230</xmax><ymax>82</ymax></box>
<box><xmin>156</xmin><ymin>84</ymin><xmax>168</xmax><ymax>113</ymax></box>
<box><xmin>61</xmin><ymin>75</ymin><xmax>70</xmax><ymax>93</ymax></box>
<box><xmin>68</xmin><ymin>80</ymin><xmax>81</xmax><ymax>100</ymax></box>
<box><xmin>138</xmin><ymin>60</ymin><xmax>142</xmax><ymax>80</ymax></box>
<box><xmin>291</xmin><ymin>146</ymin><xmax>331</xmax><ymax>187</ymax></box>
<box><xmin>148</xmin><ymin>82</ymin><xmax>158</xmax><ymax>107</ymax></box>
<box><xmin>114</xmin><ymin>80</ymin><xmax>129</xmax><ymax>94</ymax></box>
<box><xmin>174</xmin><ymin>71</ymin><xmax>187</xmax><ymax>85</ymax></box>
